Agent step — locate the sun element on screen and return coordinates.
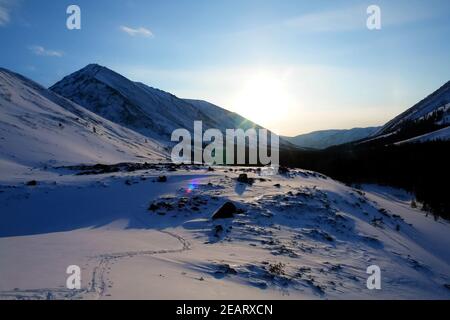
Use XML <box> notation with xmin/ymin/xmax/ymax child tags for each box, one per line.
<box><xmin>232</xmin><ymin>72</ymin><xmax>292</xmax><ymax>131</ymax></box>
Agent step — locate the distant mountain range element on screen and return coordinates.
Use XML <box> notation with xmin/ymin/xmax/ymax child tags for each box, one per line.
<box><xmin>1</xmin><ymin>63</ymin><xmax>449</xmax><ymax>175</ymax></box>
<box><xmin>284</xmin><ymin>81</ymin><xmax>450</xmax><ymax>149</ymax></box>
<box><xmin>283</xmin><ymin>127</ymin><xmax>380</xmax><ymax>149</ymax></box>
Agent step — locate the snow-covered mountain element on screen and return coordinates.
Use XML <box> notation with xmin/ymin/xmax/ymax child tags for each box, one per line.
<box><xmin>364</xmin><ymin>81</ymin><xmax>450</xmax><ymax>145</ymax></box>
<box><xmin>394</xmin><ymin>126</ymin><xmax>450</xmax><ymax>145</ymax></box>
<box><xmin>283</xmin><ymin>127</ymin><xmax>380</xmax><ymax>149</ymax></box>
<box><xmin>0</xmin><ymin>67</ymin><xmax>168</xmax><ymax>180</ymax></box>
<box><xmin>50</xmin><ymin>64</ymin><xmax>265</xmax><ymax>145</ymax></box>
<box><xmin>184</xmin><ymin>99</ymin><xmax>261</xmax><ymax>131</ymax></box>
<box><xmin>374</xmin><ymin>81</ymin><xmax>450</xmax><ymax>136</ymax></box>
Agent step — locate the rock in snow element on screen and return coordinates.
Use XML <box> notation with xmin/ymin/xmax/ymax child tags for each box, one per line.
<box><xmin>212</xmin><ymin>202</ymin><xmax>237</xmax><ymax>220</ymax></box>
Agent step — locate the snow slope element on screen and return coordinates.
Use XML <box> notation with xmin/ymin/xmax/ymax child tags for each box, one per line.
<box><xmin>283</xmin><ymin>127</ymin><xmax>380</xmax><ymax>149</ymax></box>
<box><xmin>0</xmin><ymin>166</ymin><xmax>449</xmax><ymax>299</ymax></box>
<box><xmin>372</xmin><ymin>81</ymin><xmax>450</xmax><ymax>137</ymax></box>
<box><xmin>50</xmin><ymin>65</ymin><xmax>257</xmax><ymax>144</ymax></box>
<box><xmin>0</xmin><ymin>67</ymin><xmax>168</xmax><ymax>181</ymax></box>
<box><xmin>50</xmin><ymin>64</ymin><xmax>296</xmax><ymax>152</ymax></box>
<box><xmin>184</xmin><ymin>99</ymin><xmax>261</xmax><ymax>131</ymax></box>
<box><xmin>394</xmin><ymin>126</ymin><xmax>450</xmax><ymax>145</ymax></box>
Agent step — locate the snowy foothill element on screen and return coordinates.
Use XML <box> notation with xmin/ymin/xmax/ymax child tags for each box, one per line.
<box><xmin>1</xmin><ymin>165</ymin><xmax>449</xmax><ymax>299</ymax></box>
<box><xmin>0</xmin><ymin>67</ymin><xmax>168</xmax><ymax>182</ymax></box>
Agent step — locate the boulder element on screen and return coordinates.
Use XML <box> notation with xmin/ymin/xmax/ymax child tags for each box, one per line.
<box><xmin>212</xmin><ymin>201</ymin><xmax>236</xmax><ymax>220</ymax></box>
<box><xmin>237</xmin><ymin>173</ymin><xmax>254</xmax><ymax>184</ymax></box>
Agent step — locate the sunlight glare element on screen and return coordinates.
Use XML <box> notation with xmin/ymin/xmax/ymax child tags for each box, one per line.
<box><xmin>232</xmin><ymin>72</ymin><xmax>292</xmax><ymax>129</ymax></box>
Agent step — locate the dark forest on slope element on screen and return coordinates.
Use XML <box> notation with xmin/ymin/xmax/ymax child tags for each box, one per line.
<box><xmin>280</xmin><ymin>140</ymin><xmax>450</xmax><ymax>220</ymax></box>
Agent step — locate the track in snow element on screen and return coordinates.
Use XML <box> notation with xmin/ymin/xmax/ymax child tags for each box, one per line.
<box><xmin>0</xmin><ymin>230</ymin><xmax>191</xmax><ymax>300</ymax></box>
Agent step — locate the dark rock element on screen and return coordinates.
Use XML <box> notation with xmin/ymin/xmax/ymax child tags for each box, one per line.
<box><xmin>278</xmin><ymin>166</ymin><xmax>290</xmax><ymax>174</ymax></box>
<box><xmin>159</xmin><ymin>201</ymin><xmax>174</xmax><ymax>210</ymax></box>
<box><xmin>148</xmin><ymin>201</ymin><xmax>173</xmax><ymax>212</ymax></box>
<box><xmin>26</xmin><ymin>180</ymin><xmax>37</xmax><ymax>186</ymax></box>
<box><xmin>157</xmin><ymin>175</ymin><xmax>167</xmax><ymax>182</ymax></box>
<box><xmin>253</xmin><ymin>281</ymin><xmax>268</xmax><ymax>289</ymax></box>
<box><xmin>237</xmin><ymin>173</ymin><xmax>254</xmax><ymax>184</ymax></box>
<box><xmin>274</xmin><ymin>183</ymin><xmax>281</xmax><ymax>188</ymax></box>
<box><xmin>212</xmin><ymin>201</ymin><xmax>237</xmax><ymax>220</ymax></box>
<box><xmin>216</xmin><ymin>264</ymin><xmax>237</xmax><ymax>275</ymax></box>
<box><xmin>214</xmin><ymin>225</ymin><xmax>224</xmax><ymax>237</ymax></box>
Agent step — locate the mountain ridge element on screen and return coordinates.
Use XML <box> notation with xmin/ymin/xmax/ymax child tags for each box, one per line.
<box><xmin>373</xmin><ymin>80</ymin><xmax>450</xmax><ymax>137</ymax></box>
<box><xmin>283</xmin><ymin>127</ymin><xmax>380</xmax><ymax>149</ymax></box>
<box><xmin>50</xmin><ymin>64</ymin><xmax>264</xmax><ymax>145</ymax></box>
<box><xmin>360</xmin><ymin>80</ymin><xmax>450</xmax><ymax>146</ymax></box>
<box><xmin>0</xmin><ymin>66</ymin><xmax>168</xmax><ymax>179</ymax></box>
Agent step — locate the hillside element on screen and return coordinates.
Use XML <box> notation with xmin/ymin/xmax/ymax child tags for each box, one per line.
<box><xmin>0</xmin><ymin>67</ymin><xmax>167</xmax><ymax>181</ymax></box>
<box><xmin>50</xmin><ymin>64</ymin><xmax>263</xmax><ymax>145</ymax></box>
<box><xmin>284</xmin><ymin>127</ymin><xmax>379</xmax><ymax>149</ymax></box>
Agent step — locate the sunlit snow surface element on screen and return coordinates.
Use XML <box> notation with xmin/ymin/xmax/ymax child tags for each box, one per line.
<box><xmin>1</xmin><ymin>166</ymin><xmax>449</xmax><ymax>300</ymax></box>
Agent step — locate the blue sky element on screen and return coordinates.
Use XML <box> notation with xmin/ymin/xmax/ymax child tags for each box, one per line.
<box><xmin>1</xmin><ymin>0</ymin><xmax>449</xmax><ymax>135</ymax></box>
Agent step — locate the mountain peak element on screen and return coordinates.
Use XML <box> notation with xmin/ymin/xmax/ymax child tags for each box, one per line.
<box><xmin>72</xmin><ymin>63</ymin><xmax>117</xmax><ymax>79</ymax></box>
<box><xmin>80</xmin><ymin>63</ymin><xmax>106</xmax><ymax>72</ymax></box>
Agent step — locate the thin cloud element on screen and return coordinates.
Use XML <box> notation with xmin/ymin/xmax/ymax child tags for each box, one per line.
<box><xmin>285</xmin><ymin>6</ymin><xmax>366</xmax><ymax>32</ymax></box>
<box><xmin>120</xmin><ymin>25</ymin><xmax>154</xmax><ymax>38</ymax></box>
<box><xmin>0</xmin><ymin>0</ymin><xmax>13</xmax><ymax>26</ymax></box>
<box><xmin>29</xmin><ymin>45</ymin><xmax>64</xmax><ymax>57</ymax></box>
<box><xmin>284</xmin><ymin>3</ymin><xmax>440</xmax><ymax>33</ymax></box>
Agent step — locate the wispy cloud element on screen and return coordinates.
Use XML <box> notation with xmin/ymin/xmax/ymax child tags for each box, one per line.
<box><xmin>0</xmin><ymin>0</ymin><xmax>13</xmax><ymax>26</ymax></box>
<box><xmin>284</xmin><ymin>3</ymin><xmax>439</xmax><ymax>33</ymax></box>
<box><xmin>285</xmin><ymin>6</ymin><xmax>366</xmax><ymax>32</ymax></box>
<box><xmin>29</xmin><ymin>45</ymin><xmax>64</xmax><ymax>57</ymax></box>
<box><xmin>120</xmin><ymin>25</ymin><xmax>154</xmax><ymax>38</ymax></box>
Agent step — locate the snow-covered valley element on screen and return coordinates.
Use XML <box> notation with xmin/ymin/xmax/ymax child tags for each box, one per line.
<box><xmin>1</xmin><ymin>165</ymin><xmax>449</xmax><ymax>300</ymax></box>
<box><xmin>1</xmin><ymin>65</ymin><xmax>450</xmax><ymax>300</ymax></box>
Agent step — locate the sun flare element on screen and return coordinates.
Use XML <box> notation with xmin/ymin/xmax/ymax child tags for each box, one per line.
<box><xmin>232</xmin><ymin>72</ymin><xmax>292</xmax><ymax>131</ymax></box>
